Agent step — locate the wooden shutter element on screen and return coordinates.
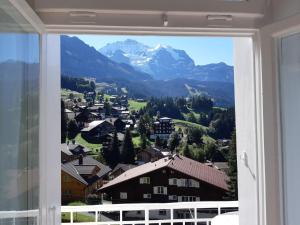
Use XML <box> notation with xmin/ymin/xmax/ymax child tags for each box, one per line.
<box><xmin>163</xmin><ymin>187</ymin><xmax>168</xmax><ymax>195</ymax></box>
<box><xmin>153</xmin><ymin>186</ymin><xmax>158</xmax><ymax>194</ymax></box>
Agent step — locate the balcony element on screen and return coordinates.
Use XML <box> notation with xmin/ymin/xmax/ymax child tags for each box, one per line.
<box><xmin>60</xmin><ymin>201</ymin><xmax>238</xmax><ymax>225</ymax></box>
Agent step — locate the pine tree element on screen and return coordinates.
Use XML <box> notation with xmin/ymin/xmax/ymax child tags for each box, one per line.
<box><xmin>121</xmin><ymin>129</ymin><xmax>135</xmax><ymax>164</ymax></box>
<box><xmin>103</xmin><ymin>131</ymin><xmax>120</xmax><ymax>168</ymax></box>
<box><xmin>225</xmin><ymin>130</ymin><xmax>238</xmax><ymax>200</ymax></box>
<box><xmin>168</xmin><ymin>131</ymin><xmax>181</xmax><ymax>153</ymax></box>
<box><xmin>61</xmin><ymin>100</ymin><xmax>68</xmax><ymax>143</ymax></box>
<box><xmin>155</xmin><ymin>135</ymin><xmax>162</xmax><ymax>147</ymax></box>
<box><xmin>67</xmin><ymin>119</ymin><xmax>79</xmax><ymax>139</ymax></box>
<box><xmin>183</xmin><ymin>143</ymin><xmax>193</xmax><ymax>158</ymax></box>
<box><xmin>140</xmin><ymin>134</ymin><xmax>148</xmax><ymax>149</ymax></box>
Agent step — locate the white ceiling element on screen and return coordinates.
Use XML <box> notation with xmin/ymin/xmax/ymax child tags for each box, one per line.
<box><xmin>26</xmin><ymin>0</ymin><xmax>271</xmax><ymax>33</ymax></box>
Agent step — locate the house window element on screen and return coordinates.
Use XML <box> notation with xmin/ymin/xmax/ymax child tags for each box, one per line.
<box><xmin>169</xmin><ymin>178</ymin><xmax>177</xmax><ymax>185</ymax></box>
<box><xmin>159</xmin><ymin>210</ymin><xmax>167</xmax><ymax>215</ymax></box>
<box><xmin>140</xmin><ymin>177</ymin><xmax>150</xmax><ymax>184</ymax></box>
<box><xmin>63</xmin><ymin>174</ymin><xmax>70</xmax><ymax>182</ymax></box>
<box><xmin>120</xmin><ymin>192</ymin><xmax>127</xmax><ymax>199</ymax></box>
<box><xmin>168</xmin><ymin>195</ymin><xmax>178</xmax><ymax>201</ymax></box>
<box><xmin>143</xmin><ymin>193</ymin><xmax>151</xmax><ymax>199</ymax></box>
<box><xmin>182</xmin><ymin>196</ymin><xmax>189</xmax><ymax>202</ymax></box>
<box><xmin>154</xmin><ymin>186</ymin><xmax>167</xmax><ymax>195</ymax></box>
<box><xmin>63</xmin><ymin>190</ymin><xmax>72</xmax><ymax>196</ymax></box>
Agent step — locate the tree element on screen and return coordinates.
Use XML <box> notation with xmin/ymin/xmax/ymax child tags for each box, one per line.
<box><xmin>204</xmin><ymin>142</ymin><xmax>218</xmax><ymax>161</ymax></box>
<box><xmin>103</xmin><ymin>131</ymin><xmax>120</xmax><ymax>168</ymax></box>
<box><xmin>104</xmin><ymin>98</ymin><xmax>111</xmax><ymax>116</ymax></box>
<box><xmin>187</xmin><ymin>112</ymin><xmax>197</xmax><ymax>123</ymax></box>
<box><xmin>140</xmin><ymin>134</ymin><xmax>148</xmax><ymax>149</ymax></box>
<box><xmin>67</xmin><ymin>119</ymin><xmax>79</xmax><ymax>139</ymax></box>
<box><xmin>61</xmin><ymin>100</ymin><xmax>68</xmax><ymax>143</ymax></box>
<box><xmin>183</xmin><ymin>143</ymin><xmax>193</xmax><ymax>158</ymax></box>
<box><xmin>121</xmin><ymin>129</ymin><xmax>135</xmax><ymax>164</ymax></box>
<box><xmin>187</xmin><ymin>128</ymin><xmax>203</xmax><ymax>145</ymax></box>
<box><xmin>155</xmin><ymin>135</ymin><xmax>162</xmax><ymax>147</ymax></box>
<box><xmin>168</xmin><ymin>131</ymin><xmax>181</xmax><ymax>153</ymax></box>
<box><xmin>225</xmin><ymin>130</ymin><xmax>238</xmax><ymax>200</ymax></box>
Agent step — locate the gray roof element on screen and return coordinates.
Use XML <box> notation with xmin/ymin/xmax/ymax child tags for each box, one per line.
<box><xmin>62</xmin><ymin>163</ymin><xmax>88</xmax><ymax>185</ymax></box>
<box><xmin>61</xmin><ymin>143</ymin><xmax>90</xmax><ymax>156</ymax></box>
<box><xmin>81</xmin><ymin>120</ymin><xmax>106</xmax><ymax>132</ymax></box>
<box><xmin>62</xmin><ymin>156</ymin><xmax>111</xmax><ymax>186</ymax></box>
<box><xmin>111</xmin><ymin>163</ymin><xmax>137</xmax><ymax>174</ymax></box>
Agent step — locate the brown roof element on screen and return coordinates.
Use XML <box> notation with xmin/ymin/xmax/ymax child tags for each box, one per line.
<box><xmin>100</xmin><ymin>155</ymin><xmax>229</xmax><ymax>191</ymax></box>
<box><xmin>62</xmin><ymin>156</ymin><xmax>111</xmax><ymax>185</ymax></box>
<box><xmin>111</xmin><ymin>163</ymin><xmax>137</xmax><ymax>174</ymax></box>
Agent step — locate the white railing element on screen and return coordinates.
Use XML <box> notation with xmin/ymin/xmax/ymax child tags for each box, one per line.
<box><xmin>0</xmin><ymin>209</ymin><xmax>39</xmax><ymax>225</ymax></box>
<box><xmin>61</xmin><ymin>201</ymin><xmax>238</xmax><ymax>225</ymax></box>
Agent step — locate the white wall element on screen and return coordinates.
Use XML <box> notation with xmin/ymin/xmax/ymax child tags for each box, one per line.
<box><xmin>279</xmin><ymin>32</ymin><xmax>300</xmax><ymax>225</ymax></box>
<box><xmin>39</xmin><ymin>34</ymin><xmax>61</xmax><ymax>225</ymax></box>
<box><xmin>272</xmin><ymin>0</ymin><xmax>300</xmax><ymax>22</ymax></box>
<box><xmin>234</xmin><ymin>37</ymin><xmax>259</xmax><ymax>225</ymax></box>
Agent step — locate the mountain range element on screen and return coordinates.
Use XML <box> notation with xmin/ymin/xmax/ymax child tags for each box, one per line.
<box><xmin>99</xmin><ymin>39</ymin><xmax>234</xmax><ymax>82</ymax></box>
<box><xmin>61</xmin><ymin>35</ymin><xmax>234</xmax><ymax>107</ymax></box>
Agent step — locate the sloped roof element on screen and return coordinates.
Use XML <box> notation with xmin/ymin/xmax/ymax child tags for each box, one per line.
<box><xmin>100</xmin><ymin>155</ymin><xmax>228</xmax><ymax>191</ymax></box>
<box><xmin>62</xmin><ymin>163</ymin><xmax>88</xmax><ymax>185</ymax></box>
<box><xmin>111</xmin><ymin>163</ymin><xmax>137</xmax><ymax>174</ymax></box>
<box><xmin>62</xmin><ymin>156</ymin><xmax>111</xmax><ymax>185</ymax></box>
<box><xmin>61</xmin><ymin>143</ymin><xmax>91</xmax><ymax>156</ymax></box>
<box><xmin>81</xmin><ymin>120</ymin><xmax>106</xmax><ymax>132</ymax></box>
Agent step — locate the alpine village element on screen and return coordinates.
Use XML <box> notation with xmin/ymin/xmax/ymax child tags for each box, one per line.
<box><xmin>60</xmin><ymin>36</ymin><xmax>237</xmax><ymax>211</ymax></box>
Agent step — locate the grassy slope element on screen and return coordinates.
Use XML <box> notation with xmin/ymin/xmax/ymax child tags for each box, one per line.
<box><xmin>74</xmin><ymin>133</ymin><xmax>102</xmax><ymax>155</ymax></box>
<box><xmin>174</xmin><ymin>119</ymin><xmax>208</xmax><ymax>132</ymax></box>
<box><xmin>61</xmin><ymin>89</ymin><xmax>84</xmax><ymax>100</ymax></box>
<box><xmin>128</xmin><ymin>100</ymin><xmax>147</xmax><ymax>112</ymax></box>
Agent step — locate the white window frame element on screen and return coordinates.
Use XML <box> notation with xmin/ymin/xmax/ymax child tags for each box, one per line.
<box><xmin>120</xmin><ymin>192</ymin><xmax>128</xmax><ymax>199</ymax></box>
<box><xmin>13</xmin><ymin>1</ymin><xmax>300</xmax><ymax>225</ymax></box>
<box><xmin>140</xmin><ymin>176</ymin><xmax>151</xmax><ymax>184</ymax></box>
<box><xmin>143</xmin><ymin>193</ymin><xmax>152</xmax><ymax>199</ymax></box>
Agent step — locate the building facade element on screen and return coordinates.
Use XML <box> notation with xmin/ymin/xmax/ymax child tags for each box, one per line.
<box><xmin>150</xmin><ymin>117</ymin><xmax>175</xmax><ymax>140</ymax></box>
<box><xmin>100</xmin><ymin>155</ymin><xmax>228</xmax><ymax>203</ymax></box>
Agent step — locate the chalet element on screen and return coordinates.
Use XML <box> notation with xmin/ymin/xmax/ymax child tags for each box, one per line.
<box><xmin>61</xmin><ymin>143</ymin><xmax>91</xmax><ymax>163</ymax></box>
<box><xmin>61</xmin><ymin>156</ymin><xmax>111</xmax><ymax>204</ymax></box>
<box><xmin>75</xmin><ymin>110</ymin><xmax>101</xmax><ymax>128</ymax></box>
<box><xmin>99</xmin><ymin>155</ymin><xmax>228</xmax><ymax>204</ymax></box>
<box><xmin>64</xmin><ymin>108</ymin><xmax>75</xmax><ymax>120</ymax></box>
<box><xmin>109</xmin><ymin>163</ymin><xmax>137</xmax><ymax>180</ymax></box>
<box><xmin>102</xmin><ymin>132</ymin><xmax>125</xmax><ymax>152</ymax></box>
<box><xmin>111</xmin><ymin>106</ymin><xmax>127</xmax><ymax>117</ymax></box>
<box><xmin>150</xmin><ymin>117</ymin><xmax>175</xmax><ymax>140</ymax></box>
<box><xmin>81</xmin><ymin>120</ymin><xmax>115</xmax><ymax>143</ymax></box>
<box><xmin>137</xmin><ymin>147</ymin><xmax>171</xmax><ymax>163</ymax></box>
<box><xmin>105</xmin><ymin>117</ymin><xmax>126</xmax><ymax>132</ymax></box>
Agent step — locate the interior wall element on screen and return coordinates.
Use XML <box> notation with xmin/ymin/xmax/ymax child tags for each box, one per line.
<box><xmin>272</xmin><ymin>0</ymin><xmax>300</xmax><ymax>22</ymax></box>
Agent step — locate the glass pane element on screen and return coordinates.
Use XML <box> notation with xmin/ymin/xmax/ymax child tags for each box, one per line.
<box><xmin>279</xmin><ymin>32</ymin><xmax>300</xmax><ymax>225</ymax></box>
<box><xmin>0</xmin><ymin>0</ymin><xmax>40</xmax><ymax>223</ymax></box>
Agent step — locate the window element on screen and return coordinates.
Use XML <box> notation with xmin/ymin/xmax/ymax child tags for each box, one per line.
<box><xmin>169</xmin><ymin>178</ymin><xmax>177</xmax><ymax>185</ymax></box>
<box><xmin>63</xmin><ymin>174</ymin><xmax>70</xmax><ymax>182</ymax></box>
<box><xmin>143</xmin><ymin>193</ymin><xmax>151</xmax><ymax>199</ymax></box>
<box><xmin>159</xmin><ymin>210</ymin><xmax>167</xmax><ymax>215</ymax></box>
<box><xmin>153</xmin><ymin>186</ymin><xmax>167</xmax><ymax>195</ymax></box>
<box><xmin>120</xmin><ymin>192</ymin><xmax>127</xmax><ymax>199</ymax></box>
<box><xmin>140</xmin><ymin>177</ymin><xmax>151</xmax><ymax>184</ymax></box>
<box><xmin>168</xmin><ymin>195</ymin><xmax>178</xmax><ymax>201</ymax></box>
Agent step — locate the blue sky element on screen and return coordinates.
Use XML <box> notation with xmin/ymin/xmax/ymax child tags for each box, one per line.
<box><xmin>72</xmin><ymin>35</ymin><xmax>233</xmax><ymax>66</ymax></box>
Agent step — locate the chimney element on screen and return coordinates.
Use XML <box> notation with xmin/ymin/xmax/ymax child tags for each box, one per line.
<box><xmin>79</xmin><ymin>154</ymin><xmax>83</xmax><ymax>165</ymax></box>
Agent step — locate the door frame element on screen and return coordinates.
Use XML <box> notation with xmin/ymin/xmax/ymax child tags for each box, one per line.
<box><xmin>258</xmin><ymin>13</ymin><xmax>300</xmax><ymax>225</ymax></box>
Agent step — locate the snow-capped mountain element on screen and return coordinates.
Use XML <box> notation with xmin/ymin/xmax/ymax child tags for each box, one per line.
<box><xmin>99</xmin><ymin>39</ymin><xmax>197</xmax><ymax>80</ymax></box>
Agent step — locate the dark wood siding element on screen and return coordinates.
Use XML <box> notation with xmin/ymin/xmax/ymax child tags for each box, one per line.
<box><xmin>101</xmin><ymin>167</ymin><xmax>226</xmax><ymax>203</ymax></box>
